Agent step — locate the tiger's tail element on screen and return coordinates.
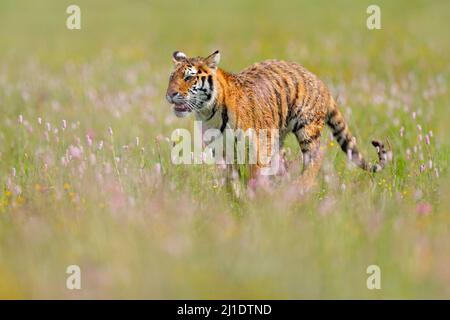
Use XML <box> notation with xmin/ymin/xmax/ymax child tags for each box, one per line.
<box><xmin>326</xmin><ymin>100</ymin><xmax>387</xmax><ymax>172</ymax></box>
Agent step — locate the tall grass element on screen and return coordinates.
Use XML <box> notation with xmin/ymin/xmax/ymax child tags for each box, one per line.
<box><xmin>0</xmin><ymin>0</ymin><xmax>449</xmax><ymax>298</ymax></box>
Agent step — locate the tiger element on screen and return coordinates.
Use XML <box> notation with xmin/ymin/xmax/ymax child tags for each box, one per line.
<box><xmin>166</xmin><ymin>50</ymin><xmax>387</xmax><ymax>186</ymax></box>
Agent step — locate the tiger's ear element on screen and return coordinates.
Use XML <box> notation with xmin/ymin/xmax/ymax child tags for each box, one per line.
<box><xmin>172</xmin><ymin>51</ymin><xmax>187</xmax><ymax>64</ymax></box>
<box><xmin>204</xmin><ymin>50</ymin><xmax>220</xmax><ymax>69</ymax></box>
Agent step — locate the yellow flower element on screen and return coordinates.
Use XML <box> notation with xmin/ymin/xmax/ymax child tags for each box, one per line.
<box><xmin>5</xmin><ymin>191</ymin><xmax>12</xmax><ymax>197</ymax></box>
<box><xmin>16</xmin><ymin>196</ymin><xmax>25</xmax><ymax>205</ymax></box>
<box><xmin>63</xmin><ymin>183</ymin><xmax>71</xmax><ymax>190</ymax></box>
<box><xmin>35</xmin><ymin>184</ymin><xmax>42</xmax><ymax>192</ymax></box>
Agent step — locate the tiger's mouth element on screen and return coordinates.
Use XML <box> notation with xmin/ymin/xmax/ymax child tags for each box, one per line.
<box><xmin>173</xmin><ymin>103</ymin><xmax>192</xmax><ymax>113</ymax></box>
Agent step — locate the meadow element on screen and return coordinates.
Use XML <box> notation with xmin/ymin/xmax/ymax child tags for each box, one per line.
<box><xmin>0</xmin><ymin>0</ymin><xmax>449</xmax><ymax>299</ymax></box>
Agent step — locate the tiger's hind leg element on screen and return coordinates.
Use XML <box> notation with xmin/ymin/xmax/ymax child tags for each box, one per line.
<box><xmin>295</xmin><ymin>122</ymin><xmax>324</xmax><ymax>191</ymax></box>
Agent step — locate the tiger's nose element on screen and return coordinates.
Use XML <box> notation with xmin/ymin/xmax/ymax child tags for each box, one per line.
<box><xmin>166</xmin><ymin>90</ymin><xmax>179</xmax><ymax>103</ymax></box>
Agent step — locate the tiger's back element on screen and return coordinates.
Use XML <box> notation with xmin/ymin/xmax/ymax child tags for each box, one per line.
<box><xmin>228</xmin><ymin>60</ymin><xmax>331</xmax><ymax>142</ymax></box>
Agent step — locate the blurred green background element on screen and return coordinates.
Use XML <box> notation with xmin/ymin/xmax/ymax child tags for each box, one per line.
<box><xmin>0</xmin><ymin>0</ymin><xmax>449</xmax><ymax>299</ymax></box>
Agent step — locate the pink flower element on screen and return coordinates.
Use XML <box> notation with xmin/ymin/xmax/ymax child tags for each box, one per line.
<box><xmin>69</xmin><ymin>145</ymin><xmax>83</xmax><ymax>159</ymax></box>
<box><xmin>154</xmin><ymin>163</ymin><xmax>162</xmax><ymax>175</ymax></box>
<box><xmin>416</xmin><ymin>202</ymin><xmax>432</xmax><ymax>216</ymax></box>
<box><xmin>86</xmin><ymin>134</ymin><xmax>93</xmax><ymax>147</ymax></box>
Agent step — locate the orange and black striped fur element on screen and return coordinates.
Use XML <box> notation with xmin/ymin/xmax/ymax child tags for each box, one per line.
<box><xmin>166</xmin><ymin>50</ymin><xmax>387</xmax><ymax>183</ymax></box>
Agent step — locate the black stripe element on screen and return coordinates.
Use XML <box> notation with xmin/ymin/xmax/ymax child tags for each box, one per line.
<box><xmin>327</xmin><ymin>109</ymin><xmax>338</xmax><ymax>122</ymax></box>
<box><xmin>311</xmin><ymin>87</ymin><xmax>321</xmax><ymax>108</ymax></box>
<box><xmin>332</xmin><ymin>124</ymin><xmax>345</xmax><ymax>137</ymax></box>
<box><xmin>207</xmin><ymin>75</ymin><xmax>213</xmax><ymax>90</ymax></box>
<box><xmin>340</xmin><ymin>138</ymin><xmax>349</xmax><ymax>152</ymax></box>
<box><xmin>268</xmin><ymin>73</ymin><xmax>283</xmax><ymax>127</ymax></box>
<box><xmin>293</xmin><ymin>119</ymin><xmax>308</xmax><ymax>132</ymax></box>
<box><xmin>286</xmin><ymin>102</ymin><xmax>294</xmax><ymax>124</ymax></box>
<box><xmin>282</xmin><ymin>77</ymin><xmax>291</xmax><ymax>106</ymax></box>
<box><xmin>275</xmin><ymin>91</ymin><xmax>283</xmax><ymax>129</ymax></box>
<box><xmin>264</xmin><ymin>67</ymin><xmax>286</xmax><ymax>129</ymax></box>
<box><xmin>205</xmin><ymin>105</ymin><xmax>217</xmax><ymax>121</ymax></box>
<box><xmin>220</xmin><ymin>107</ymin><xmax>228</xmax><ymax>133</ymax></box>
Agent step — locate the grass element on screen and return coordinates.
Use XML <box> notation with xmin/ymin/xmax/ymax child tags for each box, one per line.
<box><xmin>0</xmin><ymin>0</ymin><xmax>449</xmax><ymax>299</ymax></box>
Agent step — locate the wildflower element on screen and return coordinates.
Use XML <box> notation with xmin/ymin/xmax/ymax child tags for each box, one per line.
<box><xmin>62</xmin><ymin>119</ymin><xmax>67</xmax><ymax>130</ymax></box>
<box><xmin>63</xmin><ymin>183</ymin><xmax>71</xmax><ymax>190</ymax></box>
<box><xmin>416</xmin><ymin>202</ymin><xmax>432</xmax><ymax>216</ymax></box>
<box><xmin>399</xmin><ymin>126</ymin><xmax>405</xmax><ymax>137</ymax></box>
<box><xmin>13</xmin><ymin>185</ymin><xmax>22</xmax><ymax>195</ymax></box>
<box><xmin>136</xmin><ymin>136</ymin><xmax>140</xmax><ymax>147</ymax></box>
<box><xmin>38</xmin><ymin>117</ymin><xmax>42</xmax><ymax>125</ymax></box>
<box><xmin>428</xmin><ymin>160</ymin><xmax>433</xmax><ymax>169</ymax></box>
<box><xmin>18</xmin><ymin>114</ymin><xmax>23</xmax><ymax>124</ymax></box>
<box><xmin>412</xmin><ymin>111</ymin><xmax>416</xmax><ymax>120</ymax></box>
<box><xmin>416</xmin><ymin>124</ymin><xmax>422</xmax><ymax>132</ymax></box>
<box><xmin>46</xmin><ymin>122</ymin><xmax>51</xmax><ymax>132</ymax></box>
<box><xmin>16</xmin><ymin>195</ymin><xmax>25</xmax><ymax>205</ymax></box>
<box><xmin>86</xmin><ymin>134</ymin><xmax>93</xmax><ymax>147</ymax></box>
<box><xmin>419</xmin><ymin>164</ymin><xmax>425</xmax><ymax>173</ymax></box>
<box><xmin>425</xmin><ymin>134</ymin><xmax>430</xmax><ymax>145</ymax></box>
<box><xmin>343</xmin><ymin>148</ymin><xmax>351</xmax><ymax>161</ymax></box>
<box><xmin>69</xmin><ymin>145</ymin><xmax>83</xmax><ymax>159</ymax></box>
<box><xmin>387</xmin><ymin>150</ymin><xmax>393</xmax><ymax>162</ymax></box>
<box><xmin>108</xmin><ymin>127</ymin><xmax>114</xmax><ymax>136</ymax></box>
<box><xmin>154</xmin><ymin>163</ymin><xmax>162</xmax><ymax>175</ymax></box>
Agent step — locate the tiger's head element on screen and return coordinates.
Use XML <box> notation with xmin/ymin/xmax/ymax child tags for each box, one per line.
<box><xmin>166</xmin><ymin>50</ymin><xmax>220</xmax><ymax>117</ymax></box>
